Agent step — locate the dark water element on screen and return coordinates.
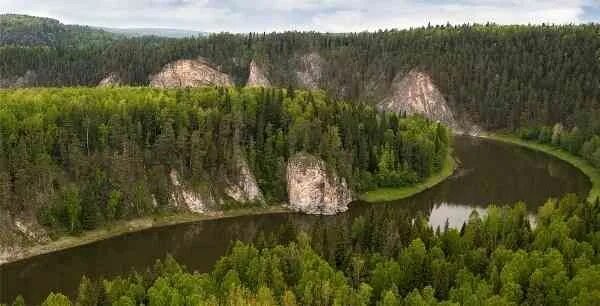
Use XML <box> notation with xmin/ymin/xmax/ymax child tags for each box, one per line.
<box><xmin>0</xmin><ymin>137</ymin><xmax>591</xmax><ymax>305</ymax></box>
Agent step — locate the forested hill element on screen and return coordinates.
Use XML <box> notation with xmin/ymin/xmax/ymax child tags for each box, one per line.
<box><xmin>0</xmin><ymin>87</ymin><xmax>449</xmax><ymax>258</ymax></box>
<box><xmin>1</xmin><ymin>15</ymin><xmax>600</xmax><ymax>131</ymax></box>
<box><xmin>0</xmin><ymin>14</ymin><xmax>118</xmax><ymax>47</ymax></box>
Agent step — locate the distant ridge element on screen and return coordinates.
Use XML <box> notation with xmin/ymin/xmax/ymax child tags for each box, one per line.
<box><xmin>99</xmin><ymin>27</ymin><xmax>207</xmax><ymax>38</ymax></box>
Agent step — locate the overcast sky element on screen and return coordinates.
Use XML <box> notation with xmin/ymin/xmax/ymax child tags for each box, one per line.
<box><xmin>1</xmin><ymin>0</ymin><xmax>599</xmax><ymax>32</ymax></box>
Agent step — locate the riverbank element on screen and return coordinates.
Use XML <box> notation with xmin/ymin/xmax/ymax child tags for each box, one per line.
<box><xmin>359</xmin><ymin>151</ymin><xmax>457</xmax><ymax>203</ymax></box>
<box><xmin>483</xmin><ymin>134</ymin><xmax>600</xmax><ymax>203</ymax></box>
<box><xmin>2</xmin><ymin>152</ymin><xmax>459</xmax><ymax>265</ymax></box>
<box><xmin>1</xmin><ymin>206</ymin><xmax>290</xmax><ymax>265</ymax></box>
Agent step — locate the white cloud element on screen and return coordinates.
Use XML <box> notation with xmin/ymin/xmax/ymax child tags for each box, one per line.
<box><xmin>0</xmin><ymin>0</ymin><xmax>592</xmax><ymax>32</ymax></box>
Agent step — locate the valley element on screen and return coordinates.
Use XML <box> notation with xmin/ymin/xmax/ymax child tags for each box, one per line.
<box><xmin>1</xmin><ymin>12</ymin><xmax>600</xmax><ymax>306</ymax></box>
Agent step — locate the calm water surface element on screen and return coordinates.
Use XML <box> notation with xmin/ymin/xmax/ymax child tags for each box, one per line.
<box><xmin>0</xmin><ymin>137</ymin><xmax>591</xmax><ymax>304</ymax></box>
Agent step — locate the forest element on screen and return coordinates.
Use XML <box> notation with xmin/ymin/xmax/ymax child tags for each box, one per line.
<box><xmin>4</xmin><ymin>193</ymin><xmax>599</xmax><ymax>306</ymax></box>
<box><xmin>518</xmin><ymin>123</ymin><xmax>600</xmax><ymax>172</ymax></box>
<box><xmin>0</xmin><ymin>87</ymin><xmax>448</xmax><ymax>235</ymax></box>
<box><xmin>1</xmin><ymin>14</ymin><xmax>599</xmax><ymax>131</ymax></box>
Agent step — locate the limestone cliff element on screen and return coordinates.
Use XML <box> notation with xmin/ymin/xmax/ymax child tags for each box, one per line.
<box><xmin>246</xmin><ymin>60</ymin><xmax>271</xmax><ymax>87</ymax></box>
<box><xmin>286</xmin><ymin>153</ymin><xmax>352</xmax><ymax>215</ymax></box>
<box><xmin>98</xmin><ymin>73</ymin><xmax>122</xmax><ymax>87</ymax></box>
<box><xmin>169</xmin><ymin>170</ymin><xmax>214</xmax><ymax>213</ymax></box>
<box><xmin>225</xmin><ymin>157</ymin><xmax>264</xmax><ymax>203</ymax></box>
<box><xmin>378</xmin><ymin>70</ymin><xmax>457</xmax><ymax>130</ymax></box>
<box><xmin>296</xmin><ymin>52</ymin><xmax>324</xmax><ymax>90</ymax></box>
<box><xmin>150</xmin><ymin>58</ymin><xmax>233</xmax><ymax>88</ymax></box>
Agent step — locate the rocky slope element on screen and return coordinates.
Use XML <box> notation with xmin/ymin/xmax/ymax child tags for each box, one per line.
<box><xmin>225</xmin><ymin>156</ymin><xmax>264</xmax><ymax>203</ymax></box>
<box><xmin>98</xmin><ymin>73</ymin><xmax>122</xmax><ymax>87</ymax></box>
<box><xmin>150</xmin><ymin>58</ymin><xmax>233</xmax><ymax>88</ymax></box>
<box><xmin>286</xmin><ymin>153</ymin><xmax>352</xmax><ymax>215</ymax></box>
<box><xmin>169</xmin><ymin>170</ymin><xmax>214</xmax><ymax>213</ymax></box>
<box><xmin>296</xmin><ymin>52</ymin><xmax>324</xmax><ymax>90</ymax></box>
<box><xmin>378</xmin><ymin>70</ymin><xmax>457</xmax><ymax>131</ymax></box>
<box><xmin>0</xmin><ymin>210</ymin><xmax>48</xmax><ymax>264</ymax></box>
<box><xmin>0</xmin><ymin>70</ymin><xmax>37</xmax><ymax>88</ymax></box>
<box><xmin>246</xmin><ymin>60</ymin><xmax>271</xmax><ymax>87</ymax></box>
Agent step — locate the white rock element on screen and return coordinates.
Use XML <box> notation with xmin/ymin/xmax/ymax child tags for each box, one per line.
<box><xmin>378</xmin><ymin>69</ymin><xmax>457</xmax><ymax>130</ymax></box>
<box><xmin>169</xmin><ymin>170</ymin><xmax>212</xmax><ymax>213</ymax></box>
<box><xmin>286</xmin><ymin>153</ymin><xmax>352</xmax><ymax>215</ymax></box>
<box><xmin>225</xmin><ymin>156</ymin><xmax>264</xmax><ymax>203</ymax></box>
<box><xmin>98</xmin><ymin>73</ymin><xmax>122</xmax><ymax>87</ymax></box>
<box><xmin>246</xmin><ymin>60</ymin><xmax>271</xmax><ymax>87</ymax></box>
<box><xmin>296</xmin><ymin>52</ymin><xmax>324</xmax><ymax>90</ymax></box>
<box><xmin>150</xmin><ymin>58</ymin><xmax>233</xmax><ymax>88</ymax></box>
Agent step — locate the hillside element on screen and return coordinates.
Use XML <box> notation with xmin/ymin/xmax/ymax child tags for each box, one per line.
<box><xmin>99</xmin><ymin>26</ymin><xmax>206</xmax><ymax>38</ymax></box>
<box><xmin>0</xmin><ymin>87</ymin><xmax>449</xmax><ymax>263</ymax></box>
<box><xmin>1</xmin><ymin>15</ymin><xmax>600</xmax><ymax>133</ymax></box>
<box><xmin>0</xmin><ymin>14</ymin><xmax>118</xmax><ymax>47</ymax></box>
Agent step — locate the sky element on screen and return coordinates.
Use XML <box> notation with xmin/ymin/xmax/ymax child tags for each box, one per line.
<box><xmin>1</xmin><ymin>0</ymin><xmax>599</xmax><ymax>32</ymax></box>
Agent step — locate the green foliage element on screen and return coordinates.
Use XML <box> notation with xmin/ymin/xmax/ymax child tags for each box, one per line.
<box><xmin>18</xmin><ymin>193</ymin><xmax>600</xmax><ymax>306</ymax></box>
<box><xmin>41</xmin><ymin>293</ymin><xmax>72</xmax><ymax>306</ymax></box>
<box><xmin>0</xmin><ymin>87</ymin><xmax>448</xmax><ymax>234</ymax></box>
<box><xmin>2</xmin><ymin>20</ymin><xmax>599</xmax><ymax>130</ymax></box>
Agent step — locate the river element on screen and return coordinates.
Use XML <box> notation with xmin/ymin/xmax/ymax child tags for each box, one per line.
<box><xmin>0</xmin><ymin>136</ymin><xmax>591</xmax><ymax>304</ymax></box>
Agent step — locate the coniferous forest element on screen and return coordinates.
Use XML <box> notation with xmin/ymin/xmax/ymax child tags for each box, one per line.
<box><xmin>7</xmin><ymin>194</ymin><xmax>600</xmax><ymax>306</ymax></box>
<box><xmin>3</xmin><ymin>13</ymin><xmax>600</xmax><ymax>306</ymax></box>
<box><xmin>0</xmin><ymin>87</ymin><xmax>448</xmax><ymax>235</ymax></box>
<box><xmin>1</xmin><ymin>15</ymin><xmax>600</xmax><ymax>131</ymax></box>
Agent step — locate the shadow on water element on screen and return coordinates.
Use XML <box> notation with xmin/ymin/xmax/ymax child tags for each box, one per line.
<box><xmin>0</xmin><ymin>136</ymin><xmax>591</xmax><ymax>304</ymax></box>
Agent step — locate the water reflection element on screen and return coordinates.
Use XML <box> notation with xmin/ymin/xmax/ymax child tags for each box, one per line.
<box><xmin>0</xmin><ymin>136</ymin><xmax>591</xmax><ymax>304</ymax></box>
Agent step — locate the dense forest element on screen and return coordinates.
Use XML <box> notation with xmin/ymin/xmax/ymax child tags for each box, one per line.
<box><xmin>0</xmin><ymin>87</ymin><xmax>448</xmax><ymax>235</ymax></box>
<box><xmin>519</xmin><ymin>123</ymin><xmax>600</xmax><ymax>172</ymax></box>
<box><xmin>1</xmin><ymin>15</ymin><xmax>600</xmax><ymax>131</ymax></box>
<box><xmin>4</xmin><ymin>193</ymin><xmax>599</xmax><ymax>305</ymax></box>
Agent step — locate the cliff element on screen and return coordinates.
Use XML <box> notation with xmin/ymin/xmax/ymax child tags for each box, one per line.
<box><xmin>150</xmin><ymin>58</ymin><xmax>233</xmax><ymax>88</ymax></box>
<box><xmin>169</xmin><ymin>170</ymin><xmax>214</xmax><ymax>213</ymax></box>
<box><xmin>225</xmin><ymin>156</ymin><xmax>264</xmax><ymax>203</ymax></box>
<box><xmin>0</xmin><ymin>210</ymin><xmax>48</xmax><ymax>264</ymax></box>
<box><xmin>286</xmin><ymin>153</ymin><xmax>352</xmax><ymax>215</ymax></box>
<box><xmin>378</xmin><ymin>70</ymin><xmax>457</xmax><ymax>130</ymax></box>
<box><xmin>246</xmin><ymin>60</ymin><xmax>271</xmax><ymax>87</ymax></box>
<box><xmin>296</xmin><ymin>52</ymin><xmax>324</xmax><ymax>90</ymax></box>
<box><xmin>98</xmin><ymin>73</ymin><xmax>122</xmax><ymax>87</ymax></box>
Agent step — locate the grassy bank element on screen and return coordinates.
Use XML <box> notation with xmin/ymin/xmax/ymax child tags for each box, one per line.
<box><xmin>484</xmin><ymin>133</ymin><xmax>600</xmax><ymax>203</ymax></box>
<box><xmin>3</xmin><ymin>206</ymin><xmax>290</xmax><ymax>265</ymax></box>
<box><xmin>359</xmin><ymin>151</ymin><xmax>457</xmax><ymax>203</ymax></box>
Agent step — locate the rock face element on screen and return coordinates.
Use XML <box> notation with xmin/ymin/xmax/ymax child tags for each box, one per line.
<box><xmin>378</xmin><ymin>70</ymin><xmax>457</xmax><ymax>130</ymax></box>
<box><xmin>225</xmin><ymin>157</ymin><xmax>264</xmax><ymax>203</ymax></box>
<box><xmin>98</xmin><ymin>73</ymin><xmax>122</xmax><ymax>87</ymax></box>
<box><xmin>296</xmin><ymin>52</ymin><xmax>324</xmax><ymax>90</ymax></box>
<box><xmin>246</xmin><ymin>60</ymin><xmax>271</xmax><ymax>87</ymax></box>
<box><xmin>286</xmin><ymin>153</ymin><xmax>352</xmax><ymax>215</ymax></box>
<box><xmin>0</xmin><ymin>70</ymin><xmax>37</xmax><ymax>88</ymax></box>
<box><xmin>150</xmin><ymin>58</ymin><xmax>233</xmax><ymax>88</ymax></box>
<box><xmin>0</xmin><ymin>209</ymin><xmax>48</xmax><ymax>264</ymax></box>
<box><xmin>169</xmin><ymin>170</ymin><xmax>213</xmax><ymax>213</ymax></box>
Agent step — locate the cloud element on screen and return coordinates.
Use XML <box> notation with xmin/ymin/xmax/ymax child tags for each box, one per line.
<box><xmin>0</xmin><ymin>0</ymin><xmax>594</xmax><ymax>32</ymax></box>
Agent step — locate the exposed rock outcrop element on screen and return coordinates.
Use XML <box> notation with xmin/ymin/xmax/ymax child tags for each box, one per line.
<box><xmin>246</xmin><ymin>60</ymin><xmax>271</xmax><ymax>87</ymax></box>
<box><xmin>0</xmin><ymin>70</ymin><xmax>37</xmax><ymax>88</ymax></box>
<box><xmin>0</xmin><ymin>209</ymin><xmax>48</xmax><ymax>264</ymax></box>
<box><xmin>296</xmin><ymin>52</ymin><xmax>324</xmax><ymax>90</ymax></box>
<box><xmin>286</xmin><ymin>153</ymin><xmax>352</xmax><ymax>215</ymax></box>
<box><xmin>225</xmin><ymin>157</ymin><xmax>264</xmax><ymax>203</ymax></box>
<box><xmin>378</xmin><ymin>70</ymin><xmax>457</xmax><ymax>130</ymax></box>
<box><xmin>98</xmin><ymin>73</ymin><xmax>122</xmax><ymax>87</ymax></box>
<box><xmin>169</xmin><ymin>170</ymin><xmax>214</xmax><ymax>213</ymax></box>
<box><xmin>150</xmin><ymin>58</ymin><xmax>233</xmax><ymax>88</ymax></box>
